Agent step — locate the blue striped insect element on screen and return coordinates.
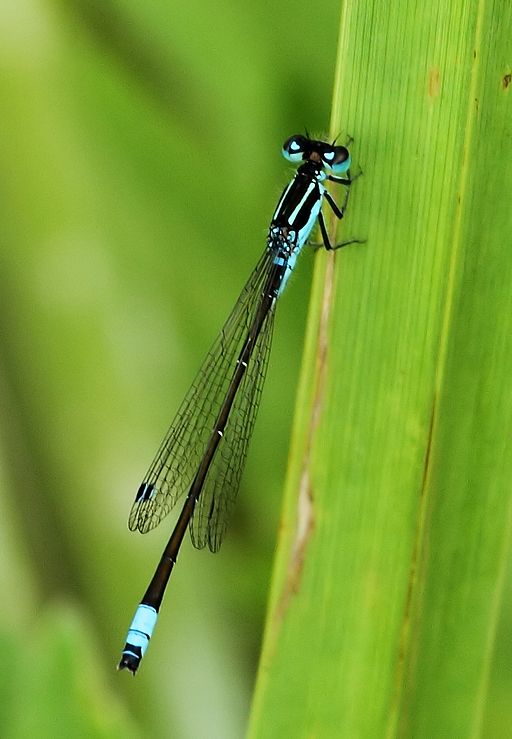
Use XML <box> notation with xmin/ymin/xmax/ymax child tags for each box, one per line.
<box><xmin>118</xmin><ymin>134</ymin><xmax>359</xmax><ymax>674</ymax></box>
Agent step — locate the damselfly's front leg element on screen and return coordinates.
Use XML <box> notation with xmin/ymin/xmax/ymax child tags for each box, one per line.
<box><xmin>315</xmin><ymin>167</ymin><xmax>364</xmax><ymax>251</ymax></box>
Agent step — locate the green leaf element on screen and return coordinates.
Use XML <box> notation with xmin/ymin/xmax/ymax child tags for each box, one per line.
<box><xmin>249</xmin><ymin>1</ymin><xmax>512</xmax><ymax>737</ymax></box>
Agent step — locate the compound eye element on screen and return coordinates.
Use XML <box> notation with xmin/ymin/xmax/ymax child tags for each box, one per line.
<box><xmin>282</xmin><ymin>134</ymin><xmax>307</xmax><ymax>163</ymax></box>
<box><xmin>323</xmin><ymin>145</ymin><xmax>351</xmax><ymax>174</ymax></box>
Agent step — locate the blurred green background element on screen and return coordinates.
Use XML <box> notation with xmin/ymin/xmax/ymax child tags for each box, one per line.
<box><xmin>0</xmin><ymin>0</ymin><xmax>345</xmax><ymax>737</ymax></box>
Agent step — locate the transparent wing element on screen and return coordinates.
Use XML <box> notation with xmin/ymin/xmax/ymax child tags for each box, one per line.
<box><xmin>128</xmin><ymin>247</ymin><xmax>276</xmax><ymax>540</ymax></box>
<box><xmin>190</xmin><ymin>298</ymin><xmax>276</xmax><ymax>551</ymax></box>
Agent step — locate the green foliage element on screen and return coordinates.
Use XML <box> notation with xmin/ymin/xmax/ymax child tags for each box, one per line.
<box><xmin>0</xmin><ymin>605</ymin><xmax>137</xmax><ymax>739</ymax></box>
<box><xmin>250</xmin><ymin>1</ymin><xmax>512</xmax><ymax>737</ymax></box>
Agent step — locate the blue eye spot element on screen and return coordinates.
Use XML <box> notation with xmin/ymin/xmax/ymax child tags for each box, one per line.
<box><xmin>282</xmin><ymin>135</ymin><xmax>307</xmax><ymax>163</ymax></box>
<box><xmin>326</xmin><ymin>147</ymin><xmax>351</xmax><ymax>174</ymax></box>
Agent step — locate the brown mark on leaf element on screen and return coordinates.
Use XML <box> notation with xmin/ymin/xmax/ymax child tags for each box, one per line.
<box><xmin>503</xmin><ymin>73</ymin><xmax>512</xmax><ymax>89</ymax></box>
<box><xmin>274</xmin><ymin>254</ymin><xmax>336</xmax><ymax>622</ymax></box>
<box><xmin>427</xmin><ymin>67</ymin><xmax>441</xmax><ymax>99</ymax></box>
<box><xmin>274</xmin><ymin>470</ymin><xmax>315</xmax><ymax>622</ymax></box>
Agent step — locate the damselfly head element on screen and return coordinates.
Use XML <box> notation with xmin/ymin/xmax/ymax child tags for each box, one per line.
<box><xmin>282</xmin><ymin>134</ymin><xmax>351</xmax><ymax>174</ymax></box>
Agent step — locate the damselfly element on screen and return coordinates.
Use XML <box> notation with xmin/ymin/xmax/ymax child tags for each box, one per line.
<box><xmin>118</xmin><ymin>134</ymin><xmax>359</xmax><ymax>674</ymax></box>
